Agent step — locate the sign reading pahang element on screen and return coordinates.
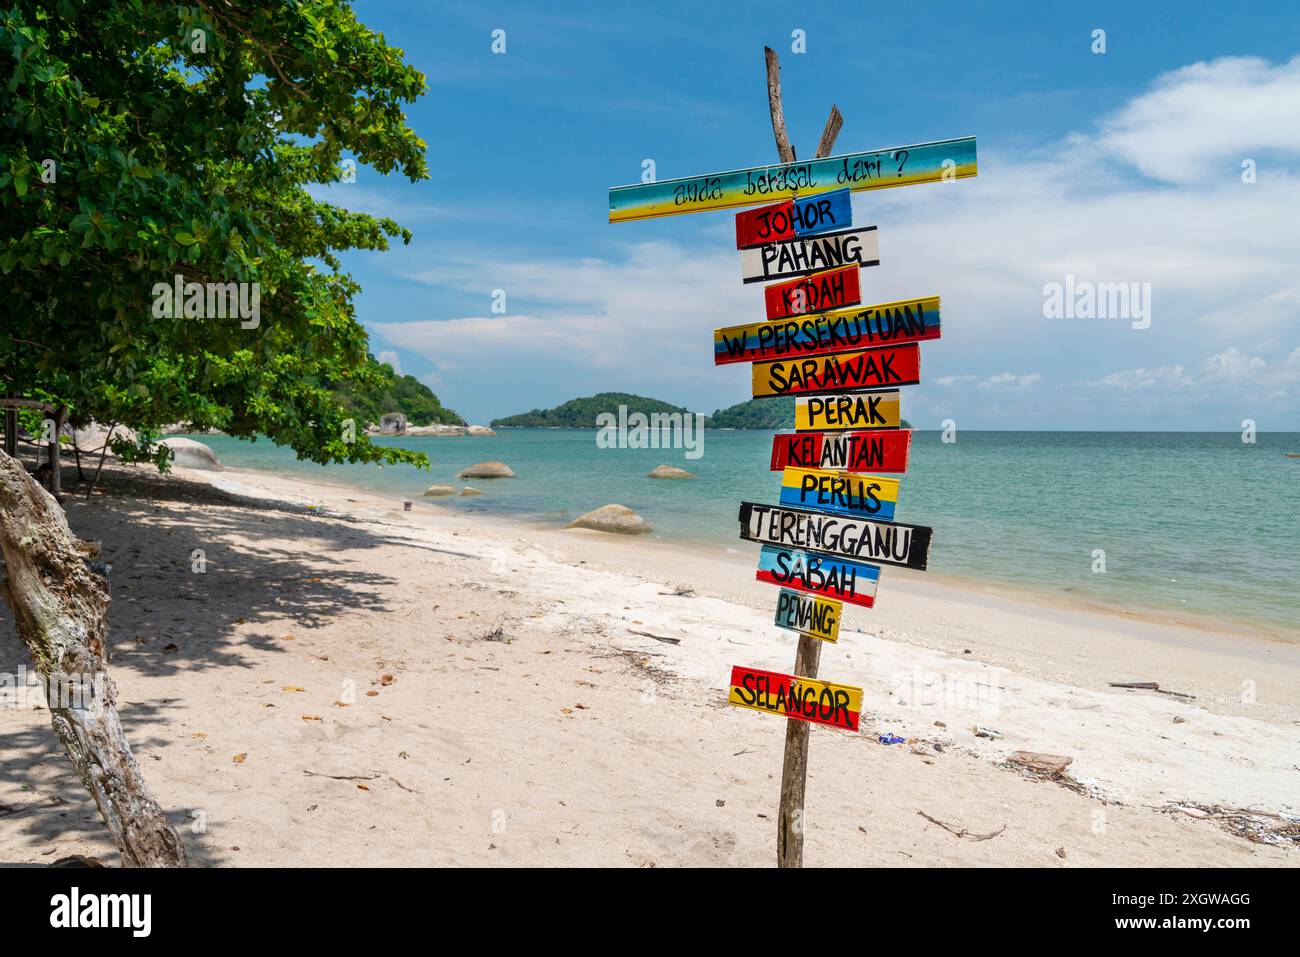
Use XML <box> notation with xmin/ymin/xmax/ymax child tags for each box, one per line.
<box><xmin>773</xmin><ymin>587</ymin><xmax>841</xmax><ymax>643</ymax></box>
<box><xmin>728</xmin><ymin>664</ymin><xmax>863</xmax><ymax>731</ymax></box>
<box><xmin>752</xmin><ymin>343</ymin><xmax>920</xmax><ymax>398</ymax></box>
<box><xmin>779</xmin><ymin>466</ymin><xmax>900</xmax><ymax>522</ymax></box>
<box><xmin>739</xmin><ymin>501</ymin><xmax>931</xmax><ymax>570</ymax></box>
<box><xmin>608</xmin><ymin>136</ymin><xmax>978</xmax><ymax>222</ymax></box>
<box><xmin>715</xmin><ymin>295</ymin><xmax>940</xmax><ymax>364</ymax></box>
<box><xmin>763</xmin><ymin>266</ymin><xmax>862</xmax><ymax>322</ymax></box>
<box><xmin>794</xmin><ymin>391</ymin><xmax>901</xmax><ymax>431</ymax></box>
<box><xmin>771</xmin><ymin>429</ymin><xmax>911</xmax><ymax>474</ymax></box>
<box><xmin>735</xmin><ymin>188</ymin><xmax>852</xmax><ymax>249</ymax></box>
<box><xmin>740</xmin><ymin>226</ymin><xmax>879</xmax><ymax>284</ymax></box>
<box><xmin>756</xmin><ymin>544</ymin><xmax>881</xmax><ymax>608</ymax></box>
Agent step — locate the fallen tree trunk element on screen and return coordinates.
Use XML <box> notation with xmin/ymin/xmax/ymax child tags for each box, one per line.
<box><xmin>0</xmin><ymin>448</ymin><xmax>186</xmax><ymax>866</ymax></box>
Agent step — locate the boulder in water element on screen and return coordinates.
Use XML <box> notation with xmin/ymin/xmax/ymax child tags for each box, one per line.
<box><xmin>458</xmin><ymin>460</ymin><xmax>515</xmax><ymax>479</ymax></box>
<box><xmin>160</xmin><ymin>437</ymin><xmax>222</xmax><ymax>471</ymax></box>
<box><xmin>422</xmin><ymin>484</ymin><xmax>456</xmax><ymax>497</ymax></box>
<box><xmin>648</xmin><ymin>464</ymin><xmax>693</xmax><ymax>479</ymax></box>
<box><xmin>567</xmin><ymin>504</ymin><xmax>651</xmax><ymax>535</ymax></box>
<box><xmin>460</xmin><ymin>486</ymin><xmax>483</xmax><ymax>497</ymax></box>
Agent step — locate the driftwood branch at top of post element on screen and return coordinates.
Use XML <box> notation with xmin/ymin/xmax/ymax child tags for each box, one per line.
<box><xmin>764</xmin><ymin>47</ymin><xmax>796</xmax><ymax>164</ymax></box>
<box><xmin>816</xmin><ymin>105</ymin><xmax>844</xmax><ymax>159</ymax></box>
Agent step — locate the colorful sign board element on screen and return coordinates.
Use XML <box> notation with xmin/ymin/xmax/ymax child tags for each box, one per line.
<box><xmin>762</xmin><ymin>266</ymin><xmax>862</xmax><ymax>322</ymax></box>
<box><xmin>773</xmin><ymin>588</ymin><xmax>842</xmax><ymax>643</ymax></box>
<box><xmin>779</xmin><ymin>467</ymin><xmax>900</xmax><ymax>522</ymax></box>
<box><xmin>752</xmin><ymin>343</ymin><xmax>920</xmax><ymax>398</ymax></box>
<box><xmin>608</xmin><ymin>136</ymin><xmax>979</xmax><ymax>222</ymax></box>
<box><xmin>728</xmin><ymin>665</ymin><xmax>862</xmax><ymax>731</ymax></box>
<box><xmin>756</xmin><ymin>545</ymin><xmax>880</xmax><ymax>608</ymax></box>
<box><xmin>734</xmin><ymin>188</ymin><xmax>853</xmax><ymax>249</ymax></box>
<box><xmin>738</xmin><ymin>501</ymin><xmax>931</xmax><ymax>570</ymax></box>
<box><xmin>794</xmin><ymin>392</ymin><xmax>901</xmax><ymax>431</ymax></box>
<box><xmin>771</xmin><ymin>429</ymin><xmax>911</xmax><ymax>474</ymax></box>
<box><xmin>740</xmin><ymin>226</ymin><xmax>879</xmax><ymax>284</ymax></box>
<box><xmin>715</xmin><ymin>295</ymin><xmax>940</xmax><ymax>364</ymax></box>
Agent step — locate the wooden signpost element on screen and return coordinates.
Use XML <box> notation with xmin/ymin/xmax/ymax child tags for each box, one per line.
<box><xmin>608</xmin><ymin>45</ymin><xmax>976</xmax><ymax>867</ymax></box>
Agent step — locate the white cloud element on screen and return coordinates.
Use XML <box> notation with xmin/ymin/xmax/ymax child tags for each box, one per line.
<box><xmin>1086</xmin><ymin>364</ymin><xmax>1194</xmax><ymax>391</ymax></box>
<box><xmin>375</xmin><ymin>350</ymin><xmax>402</xmax><ymax>376</ymax></box>
<box><xmin>978</xmin><ymin>372</ymin><xmax>1042</xmax><ymax>390</ymax></box>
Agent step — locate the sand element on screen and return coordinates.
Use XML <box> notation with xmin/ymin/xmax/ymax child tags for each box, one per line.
<box><xmin>1</xmin><ymin>461</ymin><xmax>1297</xmax><ymax>867</ymax></box>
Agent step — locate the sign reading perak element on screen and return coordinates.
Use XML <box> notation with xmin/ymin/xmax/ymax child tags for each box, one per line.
<box><xmin>739</xmin><ymin>501</ymin><xmax>931</xmax><ymax>570</ymax></box>
<box><xmin>794</xmin><ymin>391</ymin><xmax>902</xmax><ymax>431</ymax></box>
<box><xmin>740</xmin><ymin>226</ymin><xmax>879</xmax><ymax>284</ymax></box>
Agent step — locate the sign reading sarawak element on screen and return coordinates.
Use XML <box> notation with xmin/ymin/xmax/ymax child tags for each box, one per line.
<box><xmin>771</xmin><ymin>429</ymin><xmax>911</xmax><ymax>474</ymax></box>
<box><xmin>779</xmin><ymin>467</ymin><xmax>900</xmax><ymax>522</ymax></box>
<box><xmin>715</xmin><ymin>295</ymin><xmax>940</xmax><ymax>364</ymax></box>
<box><xmin>739</xmin><ymin>501</ymin><xmax>932</xmax><ymax>570</ymax></box>
<box><xmin>794</xmin><ymin>391</ymin><xmax>901</xmax><ymax>431</ymax></box>
<box><xmin>740</xmin><ymin>226</ymin><xmax>879</xmax><ymax>284</ymax></box>
<box><xmin>735</xmin><ymin>188</ymin><xmax>852</xmax><ymax>248</ymax></box>
<box><xmin>752</xmin><ymin>343</ymin><xmax>920</xmax><ymax>398</ymax></box>
<box><xmin>728</xmin><ymin>665</ymin><xmax>863</xmax><ymax>731</ymax></box>
<box><xmin>608</xmin><ymin>136</ymin><xmax>978</xmax><ymax>222</ymax></box>
<box><xmin>756</xmin><ymin>544</ymin><xmax>881</xmax><ymax>608</ymax></box>
<box><xmin>773</xmin><ymin>588</ymin><xmax>842</xmax><ymax>643</ymax></box>
<box><xmin>763</xmin><ymin>266</ymin><xmax>862</xmax><ymax>321</ymax></box>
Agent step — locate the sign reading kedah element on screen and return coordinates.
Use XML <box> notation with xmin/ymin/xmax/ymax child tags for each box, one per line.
<box><xmin>762</xmin><ymin>266</ymin><xmax>862</xmax><ymax>322</ymax></box>
<box><xmin>740</xmin><ymin>226</ymin><xmax>879</xmax><ymax>284</ymax></box>
<box><xmin>771</xmin><ymin>429</ymin><xmax>912</xmax><ymax>474</ymax></box>
<box><xmin>714</xmin><ymin>295</ymin><xmax>940</xmax><ymax>364</ymax></box>
<box><xmin>738</xmin><ymin>501</ymin><xmax>932</xmax><ymax>570</ymax></box>
<box><xmin>752</xmin><ymin>343</ymin><xmax>921</xmax><ymax>398</ymax></box>
<box><xmin>728</xmin><ymin>664</ymin><xmax>862</xmax><ymax>731</ymax></box>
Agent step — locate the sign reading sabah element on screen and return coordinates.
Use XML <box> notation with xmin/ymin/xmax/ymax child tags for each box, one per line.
<box><xmin>755</xmin><ymin>544</ymin><xmax>881</xmax><ymax>608</ymax></box>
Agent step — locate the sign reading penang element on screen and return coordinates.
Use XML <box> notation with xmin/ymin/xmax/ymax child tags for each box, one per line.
<box><xmin>734</xmin><ymin>188</ymin><xmax>853</xmax><ymax>248</ymax></box>
<box><xmin>773</xmin><ymin>588</ymin><xmax>842</xmax><ymax>643</ymax></box>
<box><xmin>608</xmin><ymin>136</ymin><xmax>978</xmax><ymax>222</ymax></box>
<box><xmin>751</xmin><ymin>343</ymin><xmax>921</xmax><ymax>398</ymax></box>
<box><xmin>728</xmin><ymin>664</ymin><xmax>863</xmax><ymax>731</ymax></box>
<box><xmin>756</xmin><ymin>544</ymin><xmax>881</xmax><ymax>608</ymax></box>
<box><xmin>763</xmin><ymin>266</ymin><xmax>862</xmax><ymax>321</ymax></box>
<box><xmin>771</xmin><ymin>429</ymin><xmax>911</xmax><ymax>474</ymax></box>
<box><xmin>794</xmin><ymin>391</ymin><xmax>902</xmax><ymax>431</ymax></box>
<box><xmin>715</xmin><ymin>295</ymin><xmax>940</xmax><ymax>364</ymax></box>
<box><xmin>738</xmin><ymin>501</ymin><xmax>931</xmax><ymax>570</ymax></box>
<box><xmin>740</xmin><ymin>226</ymin><xmax>879</xmax><ymax>284</ymax></box>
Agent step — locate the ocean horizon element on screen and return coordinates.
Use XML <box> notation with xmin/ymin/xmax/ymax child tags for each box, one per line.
<box><xmin>186</xmin><ymin>428</ymin><xmax>1300</xmax><ymax>639</ymax></box>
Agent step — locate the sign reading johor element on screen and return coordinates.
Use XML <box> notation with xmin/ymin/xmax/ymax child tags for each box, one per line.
<box><xmin>734</xmin><ymin>188</ymin><xmax>853</xmax><ymax>248</ymax></box>
<box><xmin>773</xmin><ymin>588</ymin><xmax>842</xmax><ymax>643</ymax></box>
<box><xmin>763</xmin><ymin>266</ymin><xmax>862</xmax><ymax>322</ymax></box>
<box><xmin>715</xmin><ymin>296</ymin><xmax>940</xmax><ymax>365</ymax></box>
<box><xmin>794</xmin><ymin>391</ymin><xmax>902</xmax><ymax>431</ymax></box>
<box><xmin>740</xmin><ymin>226</ymin><xmax>879</xmax><ymax>284</ymax></box>
<box><xmin>779</xmin><ymin>467</ymin><xmax>900</xmax><ymax>521</ymax></box>
<box><xmin>756</xmin><ymin>545</ymin><xmax>881</xmax><ymax>608</ymax></box>
<box><xmin>728</xmin><ymin>664</ymin><xmax>863</xmax><ymax>731</ymax></box>
<box><xmin>752</xmin><ymin>343</ymin><xmax>921</xmax><ymax>398</ymax></box>
<box><xmin>608</xmin><ymin>136</ymin><xmax>978</xmax><ymax>222</ymax></box>
<box><xmin>771</xmin><ymin>429</ymin><xmax>911</xmax><ymax>474</ymax></box>
<box><xmin>738</xmin><ymin>501</ymin><xmax>932</xmax><ymax>570</ymax></box>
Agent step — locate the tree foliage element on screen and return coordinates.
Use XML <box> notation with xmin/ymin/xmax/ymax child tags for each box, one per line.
<box><xmin>0</xmin><ymin>0</ymin><xmax>437</xmax><ymax>469</ymax></box>
<box><xmin>329</xmin><ymin>358</ymin><xmax>464</xmax><ymax>428</ymax></box>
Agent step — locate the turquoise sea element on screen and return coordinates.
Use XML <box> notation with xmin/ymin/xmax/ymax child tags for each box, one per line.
<box><xmin>191</xmin><ymin>430</ymin><xmax>1300</xmax><ymax>638</ymax></box>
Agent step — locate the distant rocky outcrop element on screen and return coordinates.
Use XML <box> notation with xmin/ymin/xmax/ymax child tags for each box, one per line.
<box><xmin>379</xmin><ymin>412</ymin><xmax>407</xmax><ymax>435</ymax></box>
<box><xmin>404</xmin><ymin>423</ymin><xmax>496</xmax><ymax>436</ymax></box>
<box><xmin>160</xmin><ymin>437</ymin><xmax>222</xmax><ymax>471</ymax></box>
<box><xmin>458</xmin><ymin>461</ymin><xmax>515</xmax><ymax>479</ymax></box>
<box><xmin>648</xmin><ymin>465</ymin><xmax>693</xmax><ymax>479</ymax></box>
<box><xmin>567</xmin><ymin>504</ymin><xmax>651</xmax><ymax>535</ymax></box>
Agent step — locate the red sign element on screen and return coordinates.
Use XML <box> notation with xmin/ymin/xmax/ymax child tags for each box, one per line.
<box><xmin>770</xmin><ymin>429</ymin><xmax>912</xmax><ymax>474</ymax></box>
<box><xmin>751</xmin><ymin>343</ymin><xmax>921</xmax><ymax>398</ymax></box>
<box><xmin>728</xmin><ymin>665</ymin><xmax>862</xmax><ymax>731</ymax></box>
<box><xmin>763</xmin><ymin>266</ymin><xmax>861</xmax><ymax>320</ymax></box>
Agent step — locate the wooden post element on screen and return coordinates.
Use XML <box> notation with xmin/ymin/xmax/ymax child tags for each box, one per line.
<box><xmin>764</xmin><ymin>46</ymin><xmax>844</xmax><ymax>869</ymax></box>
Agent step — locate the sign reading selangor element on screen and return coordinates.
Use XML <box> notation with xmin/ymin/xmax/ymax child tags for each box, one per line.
<box><xmin>728</xmin><ymin>664</ymin><xmax>863</xmax><ymax>731</ymax></box>
<box><xmin>608</xmin><ymin>136</ymin><xmax>978</xmax><ymax>222</ymax></box>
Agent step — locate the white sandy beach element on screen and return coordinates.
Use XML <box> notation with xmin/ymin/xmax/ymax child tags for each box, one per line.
<box><xmin>1</xmin><ymin>460</ymin><xmax>1297</xmax><ymax>866</ymax></box>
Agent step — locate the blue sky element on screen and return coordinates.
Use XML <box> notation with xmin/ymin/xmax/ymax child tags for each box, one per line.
<box><xmin>322</xmin><ymin>1</ymin><xmax>1300</xmax><ymax>429</ymax></box>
